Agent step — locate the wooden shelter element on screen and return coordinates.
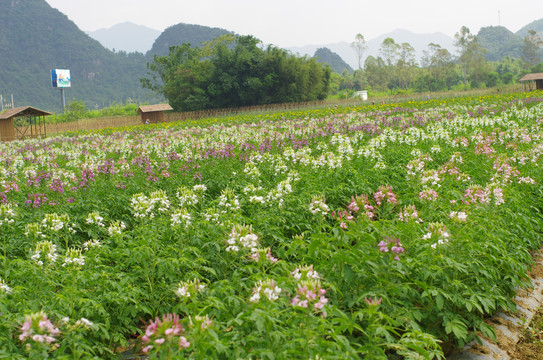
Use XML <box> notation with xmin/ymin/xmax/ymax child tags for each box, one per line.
<box><xmin>0</xmin><ymin>106</ymin><xmax>50</xmax><ymax>142</ymax></box>
<box><xmin>137</xmin><ymin>104</ymin><xmax>173</xmax><ymax>124</ymax></box>
<box><xmin>519</xmin><ymin>73</ymin><xmax>543</xmax><ymax>91</ymax></box>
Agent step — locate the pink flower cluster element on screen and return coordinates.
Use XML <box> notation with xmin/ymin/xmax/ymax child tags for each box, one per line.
<box><xmin>249</xmin><ymin>248</ymin><xmax>279</xmax><ymax>263</ymax></box>
<box><xmin>19</xmin><ymin>311</ymin><xmax>60</xmax><ymax>350</ymax></box>
<box><xmin>373</xmin><ymin>185</ymin><xmax>397</xmax><ymax>206</ymax></box>
<box><xmin>290</xmin><ymin>265</ymin><xmax>328</xmax><ymax>314</ymax></box>
<box><xmin>463</xmin><ymin>185</ymin><xmax>490</xmax><ymax>205</ymax></box>
<box><xmin>419</xmin><ymin>188</ymin><xmax>438</xmax><ymax>201</ymax></box>
<box><xmin>332</xmin><ymin>194</ymin><xmax>375</xmax><ymax>229</ymax></box>
<box><xmin>364</xmin><ymin>296</ymin><xmax>383</xmax><ymax>306</ymax></box>
<box><xmin>398</xmin><ymin>204</ymin><xmax>420</xmax><ymax>222</ymax></box>
<box><xmin>291</xmin><ymin>281</ymin><xmax>328</xmax><ymax>312</ymax></box>
<box><xmin>378</xmin><ymin>236</ymin><xmax>405</xmax><ymax>261</ymax></box>
<box><xmin>141</xmin><ymin>313</ymin><xmax>190</xmax><ymax>354</ymax></box>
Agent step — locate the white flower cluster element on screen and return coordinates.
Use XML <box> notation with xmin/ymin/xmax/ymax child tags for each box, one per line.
<box><xmin>176</xmin><ymin>186</ymin><xmax>199</xmax><ymax>207</ymax></box>
<box><xmin>171</xmin><ymin>208</ymin><xmax>192</xmax><ymax>228</ymax></box>
<box><xmin>308</xmin><ymin>196</ymin><xmax>329</xmax><ymax>216</ymax></box>
<box><xmin>358</xmin><ymin>146</ymin><xmax>384</xmax><ymax>162</ymax></box>
<box><xmin>203</xmin><ymin>208</ymin><xmax>221</xmax><ymax>224</ymax></box>
<box><xmin>423</xmin><ymin>223</ymin><xmax>451</xmax><ymax>249</ymax></box>
<box><xmin>131</xmin><ymin>193</ymin><xmax>155</xmax><ymax>218</ymax></box>
<box><xmin>312</xmin><ymin>152</ymin><xmax>343</xmax><ymax>169</ymax></box>
<box><xmin>244</xmin><ymin>183</ymin><xmax>266</xmax><ymax>204</ymax></box>
<box><xmin>175</xmin><ymin>278</ymin><xmax>206</xmax><ymax>298</ymax></box>
<box><xmin>449</xmin><ymin>211</ymin><xmax>468</xmax><ymax>222</ymax></box>
<box><xmin>74</xmin><ymin>318</ymin><xmax>94</xmax><ymax>329</ymax></box>
<box><xmin>292</xmin><ymin>265</ymin><xmax>321</xmax><ymax>281</ymax></box>
<box><xmin>31</xmin><ymin>240</ymin><xmax>58</xmax><ymax>267</ymax></box>
<box><xmin>218</xmin><ymin>189</ymin><xmax>240</xmax><ymax>214</ymax></box>
<box><xmin>421</xmin><ymin>170</ymin><xmax>442</xmax><ymax>187</ymax></box>
<box><xmin>193</xmin><ymin>184</ymin><xmax>207</xmax><ymax>192</ymax></box>
<box><xmin>131</xmin><ymin>190</ymin><xmax>170</xmax><ymax>218</ymax></box>
<box><xmin>62</xmin><ymin>248</ymin><xmax>85</xmax><ymax>267</ymax></box>
<box><xmin>150</xmin><ymin>190</ymin><xmax>171</xmax><ymax>212</ymax></box>
<box><xmin>265</xmin><ymin>179</ymin><xmax>294</xmax><ymax>208</ymax></box>
<box><xmin>398</xmin><ymin>204</ymin><xmax>420</xmax><ymax>222</ymax></box>
<box><xmin>0</xmin><ymin>203</ymin><xmax>16</xmax><ymax>226</ymax></box>
<box><xmin>226</xmin><ymin>224</ymin><xmax>259</xmax><ymax>253</ymax></box>
<box><xmin>249</xmin><ymin>279</ymin><xmax>282</xmax><ymax>302</ymax></box>
<box><xmin>0</xmin><ymin>277</ymin><xmax>12</xmax><ymax>294</ymax></box>
<box><xmin>24</xmin><ymin>223</ymin><xmax>45</xmax><ymax>238</ymax></box>
<box><xmin>42</xmin><ymin>213</ymin><xmax>73</xmax><ymax>233</ymax></box>
<box><xmin>85</xmin><ymin>211</ymin><xmax>105</xmax><ymax>227</ymax></box>
<box><xmin>243</xmin><ymin>162</ymin><xmax>261</xmax><ymax>180</ymax></box>
<box><xmin>82</xmin><ymin>239</ymin><xmax>101</xmax><ymax>250</ymax></box>
<box><xmin>107</xmin><ymin>221</ymin><xmax>126</xmax><ymax>236</ymax></box>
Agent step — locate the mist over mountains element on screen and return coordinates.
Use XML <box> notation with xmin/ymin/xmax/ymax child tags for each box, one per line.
<box><xmin>87</xmin><ymin>20</ymin><xmax>543</xmax><ymax>70</ymax></box>
<box><xmin>87</xmin><ymin>22</ymin><xmax>161</xmax><ymax>54</ymax></box>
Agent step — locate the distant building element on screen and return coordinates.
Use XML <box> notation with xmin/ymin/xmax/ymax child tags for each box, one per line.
<box><xmin>519</xmin><ymin>73</ymin><xmax>543</xmax><ymax>91</ymax></box>
<box><xmin>137</xmin><ymin>104</ymin><xmax>173</xmax><ymax>124</ymax></box>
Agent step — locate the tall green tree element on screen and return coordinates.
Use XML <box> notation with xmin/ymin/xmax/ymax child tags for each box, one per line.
<box><xmin>141</xmin><ymin>44</ymin><xmax>212</xmax><ymax>111</ymax></box>
<box><xmin>454</xmin><ymin>26</ymin><xmax>488</xmax><ymax>88</ymax></box>
<box><xmin>522</xmin><ymin>30</ymin><xmax>543</xmax><ymax>68</ymax></box>
<box><xmin>397</xmin><ymin>42</ymin><xmax>417</xmax><ymax>89</ymax></box>
<box><xmin>364</xmin><ymin>55</ymin><xmax>387</xmax><ymax>91</ymax></box>
<box><xmin>351</xmin><ymin>33</ymin><xmax>368</xmax><ymax>89</ymax></box>
<box><xmin>422</xmin><ymin>43</ymin><xmax>455</xmax><ymax>91</ymax></box>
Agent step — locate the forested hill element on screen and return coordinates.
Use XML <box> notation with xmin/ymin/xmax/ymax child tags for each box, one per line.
<box><xmin>516</xmin><ymin>18</ymin><xmax>543</xmax><ymax>38</ymax></box>
<box><xmin>0</xmin><ymin>0</ymin><xmax>158</xmax><ymax>112</ymax></box>
<box><xmin>148</xmin><ymin>23</ymin><xmax>234</xmax><ymax>57</ymax></box>
<box><xmin>477</xmin><ymin>23</ymin><xmax>543</xmax><ymax>62</ymax></box>
<box><xmin>313</xmin><ymin>48</ymin><xmax>353</xmax><ymax>73</ymax></box>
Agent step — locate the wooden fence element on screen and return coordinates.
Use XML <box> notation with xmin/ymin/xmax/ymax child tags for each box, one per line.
<box><xmin>43</xmin><ymin>86</ymin><xmax>519</xmax><ymax>136</ymax></box>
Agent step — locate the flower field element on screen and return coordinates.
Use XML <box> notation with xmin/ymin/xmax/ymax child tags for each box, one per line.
<box><xmin>1</xmin><ymin>92</ymin><xmax>543</xmax><ymax>359</ymax></box>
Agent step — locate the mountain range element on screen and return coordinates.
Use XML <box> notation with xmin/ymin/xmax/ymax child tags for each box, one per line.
<box><xmin>88</xmin><ymin>20</ymin><xmax>543</xmax><ymax>70</ymax></box>
<box><xmin>87</xmin><ymin>22</ymin><xmax>161</xmax><ymax>54</ymax></box>
<box><xmin>1</xmin><ymin>0</ymin><xmax>543</xmax><ymax>112</ymax></box>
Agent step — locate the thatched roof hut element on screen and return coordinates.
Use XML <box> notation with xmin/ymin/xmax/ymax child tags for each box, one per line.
<box><xmin>137</xmin><ymin>104</ymin><xmax>173</xmax><ymax>124</ymax></box>
<box><xmin>519</xmin><ymin>73</ymin><xmax>543</xmax><ymax>91</ymax></box>
<box><xmin>0</xmin><ymin>106</ymin><xmax>51</xmax><ymax>142</ymax></box>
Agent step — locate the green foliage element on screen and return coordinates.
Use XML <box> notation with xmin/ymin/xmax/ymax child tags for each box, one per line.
<box><xmin>142</xmin><ymin>35</ymin><xmax>332</xmax><ymax>111</ymax></box>
<box><xmin>1</xmin><ymin>91</ymin><xmax>543</xmax><ymax>359</ymax></box>
<box><xmin>47</xmin><ymin>101</ymin><xmax>139</xmax><ymax>123</ymax></box>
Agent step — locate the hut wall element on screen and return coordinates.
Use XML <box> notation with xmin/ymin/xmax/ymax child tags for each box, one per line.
<box><xmin>141</xmin><ymin>111</ymin><xmax>165</xmax><ymax>124</ymax></box>
<box><xmin>0</xmin><ymin>118</ymin><xmax>15</xmax><ymax>142</ymax></box>
<box><xmin>537</xmin><ymin>80</ymin><xmax>543</xmax><ymax>90</ymax></box>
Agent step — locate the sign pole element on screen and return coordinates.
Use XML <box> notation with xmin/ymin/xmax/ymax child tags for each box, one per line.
<box><xmin>60</xmin><ymin>88</ymin><xmax>66</xmax><ymax>112</ymax></box>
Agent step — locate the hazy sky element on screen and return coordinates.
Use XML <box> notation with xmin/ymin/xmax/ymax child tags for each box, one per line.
<box><xmin>45</xmin><ymin>0</ymin><xmax>543</xmax><ymax>46</ymax></box>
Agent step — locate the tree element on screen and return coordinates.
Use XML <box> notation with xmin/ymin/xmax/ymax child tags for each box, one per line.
<box><xmin>397</xmin><ymin>42</ymin><xmax>417</xmax><ymax>89</ymax></box>
<box><xmin>364</xmin><ymin>55</ymin><xmax>387</xmax><ymax>91</ymax></box>
<box><xmin>351</xmin><ymin>33</ymin><xmax>367</xmax><ymax>71</ymax></box>
<box><xmin>351</xmin><ymin>33</ymin><xmax>367</xmax><ymax>90</ymax></box>
<box><xmin>141</xmin><ymin>44</ymin><xmax>212</xmax><ymax>111</ymax></box>
<box><xmin>454</xmin><ymin>26</ymin><xmax>488</xmax><ymax>88</ymax></box>
<box><xmin>379</xmin><ymin>37</ymin><xmax>400</xmax><ymax>66</ymax></box>
<box><xmin>522</xmin><ymin>30</ymin><xmax>543</xmax><ymax>68</ymax></box>
<box><xmin>379</xmin><ymin>38</ymin><xmax>400</xmax><ymax>91</ymax></box>
<box><xmin>142</xmin><ymin>35</ymin><xmax>331</xmax><ymax>111</ymax></box>
<box><xmin>422</xmin><ymin>43</ymin><xmax>455</xmax><ymax>91</ymax></box>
